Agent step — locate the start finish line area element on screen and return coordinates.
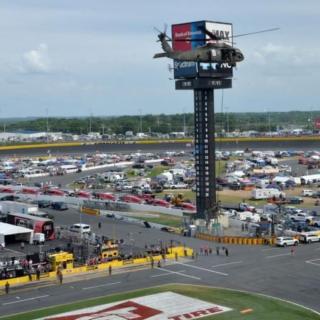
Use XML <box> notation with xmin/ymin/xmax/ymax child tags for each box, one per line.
<box><xmin>1</xmin><ymin>284</ymin><xmax>319</xmax><ymax>320</ymax></box>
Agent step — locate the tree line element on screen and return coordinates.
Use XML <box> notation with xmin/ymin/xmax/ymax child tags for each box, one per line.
<box><xmin>2</xmin><ymin>111</ymin><xmax>319</xmax><ymax>135</ymax></box>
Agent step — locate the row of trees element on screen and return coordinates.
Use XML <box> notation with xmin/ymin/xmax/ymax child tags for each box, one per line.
<box><xmin>3</xmin><ymin>111</ymin><xmax>319</xmax><ymax>135</ymax></box>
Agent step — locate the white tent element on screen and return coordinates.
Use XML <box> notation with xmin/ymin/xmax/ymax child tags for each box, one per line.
<box><xmin>0</xmin><ymin>222</ymin><xmax>33</xmax><ymax>247</ymax></box>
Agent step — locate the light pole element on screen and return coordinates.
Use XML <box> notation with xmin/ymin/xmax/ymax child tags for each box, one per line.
<box><xmin>183</xmin><ymin>108</ymin><xmax>186</xmax><ymax>136</ymax></box>
<box><xmin>139</xmin><ymin>109</ymin><xmax>142</xmax><ymax>133</ymax></box>
<box><xmin>45</xmin><ymin>108</ymin><xmax>49</xmax><ymax>143</ymax></box>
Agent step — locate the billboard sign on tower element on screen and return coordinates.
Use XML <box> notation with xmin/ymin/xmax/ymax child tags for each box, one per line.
<box><xmin>172</xmin><ymin>20</ymin><xmax>233</xmax><ymax>79</ymax></box>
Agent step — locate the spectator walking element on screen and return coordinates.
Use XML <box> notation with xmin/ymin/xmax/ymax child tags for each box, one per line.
<box><xmin>98</xmin><ymin>222</ymin><xmax>102</xmax><ymax>229</ymax></box>
<box><xmin>291</xmin><ymin>247</ymin><xmax>295</xmax><ymax>256</ymax></box>
<box><xmin>5</xmin><ymin>282</ymin><xmax>9</xmax><ymax>294</ymax></box>
<box><xmin>57</xmin><ymin>270</ymin><xmax>63</xmax><ymax>284</ymax></box>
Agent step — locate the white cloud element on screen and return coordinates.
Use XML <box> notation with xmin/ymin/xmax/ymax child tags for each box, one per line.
<box><xmin>250</xmin><ymin>42</ymin><xmax>320</xmax><ymax>69</ymax></box>
<box><xmin>19</xmin><ymin>43</ymin><xmax>51</xmax><ymax>73</ymax></box>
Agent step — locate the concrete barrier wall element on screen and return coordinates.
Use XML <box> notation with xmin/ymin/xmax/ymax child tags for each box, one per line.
<box><xmin>16</xmin><ymin>193</ymin><xmax>188</xmax><ymax>218</ymax></box>
<box><xmin>128</xmin><ymin>203</ymin><xmax>184</xmax><ymax>217</ymax></box>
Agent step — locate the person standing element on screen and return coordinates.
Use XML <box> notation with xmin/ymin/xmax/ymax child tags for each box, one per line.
<box><xmin>108</xmin><ymin>265</ymin><xmax>112</xmax><ymax>276</ymax></box>
<box><xmin>216</xmin><ymin>246</ymin><xmax>220</xmax><ymax>256</ymax></box>
<box><xmin>225</xmin><ymin>248</ymin><xmax>229</xmax><ymax>257</ymax></box>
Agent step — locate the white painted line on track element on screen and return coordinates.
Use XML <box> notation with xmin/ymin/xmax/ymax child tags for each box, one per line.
<box><xmin>174</xmin><ymin>262</ymin><xmax>228</xmax><ymax>276</ymax></box>
<box><xmin>151</xmin><ymin>270</ymin><xmax>186</xmax><ymax>278</ymax></box>
<box><xmin>155</xmin><ymin>267</ymin><xmax>201</xmax><ymax>280</ymax></box>
<box><xmin>212</xmin><ymin>261</ymin><xmax>242</xmax><ymax>268</ymax></box>
<box><xmin>265</xmin><ymin>253</ymin><xmax>291</xmax><ymax>259</ymax></box>
<box><xmin>2</xmin><ymin>248</ymin><xmax>23</xmax><ymax>255</ymax></box>
<box><xmin>3</xmin><ymin>295</ymin><xmax>49</xmax><ymax>305</ymax></box>
<box><xmin>306</xmin><ymin>259</ymin><xmax>320</xmax><ymax>266</ymax></box>
<box><xmin>82</xmin><ymin>281</ymin><xmax>121</xmax><ymax>290</ymax></box>
<box><xmin>261</xmin><ymin>248</ymin><xmax>276</xmax><ymax>252</ymax></box>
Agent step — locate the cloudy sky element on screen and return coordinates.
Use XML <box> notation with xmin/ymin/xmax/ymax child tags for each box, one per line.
<box><xmin>0</xmin><ymin>0</ymin><xmax>319</xmax><ymax>117</ymax></box>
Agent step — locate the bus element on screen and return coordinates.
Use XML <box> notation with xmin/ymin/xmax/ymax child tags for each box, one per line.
<box><xmin>6</xmin><ymin>212</ymin><xmax>55</xmax><ymax>240</ymax></box>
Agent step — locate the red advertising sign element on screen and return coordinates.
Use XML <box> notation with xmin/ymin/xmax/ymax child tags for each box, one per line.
<box><xmin>314</xmin><ymin>118</ymin><xmax>320</xmax><ymax>129</ymax></box>
<box><xmin>172</xmin><ymin>23</ymin><xmax>192</xmax><ymax>51</ymax></box>
<box><xmin>43</xmin><ymin>292</ymin><xmax>232</xmax><ymax>320</ymax></box>
<box><xmin>46</xmin><ymin>301</ymin><xmax>162</xmax><ymax>320</ymax></box>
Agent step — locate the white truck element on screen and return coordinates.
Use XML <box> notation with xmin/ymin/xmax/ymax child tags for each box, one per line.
<box><xmin>251</xmin><ymin>188</ymin><xmax>285</xmax><ymax>200</ymax></box>
<box><xmin>0</xmin><ymin>201</ymin><xmax>38</xmax><ymax>215</ymax></box>
<box><xmin>236</xmin><ymin>211</ymin><xmax>260</xmax><ymax>222</ymax></box>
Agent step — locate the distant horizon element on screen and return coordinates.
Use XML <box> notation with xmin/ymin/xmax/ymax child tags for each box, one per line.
<box><xmin>0</xmin><ymin>109</ymin><xmax>319</xmax><ymax>120</ymax></box>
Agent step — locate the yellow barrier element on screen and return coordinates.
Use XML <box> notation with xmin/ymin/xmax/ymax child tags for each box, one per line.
<box><xmin>80</xmin><ymin>207</ymin><xmax>100</xmax><ymax>216</ymax></box>
<box><xmin>196</xmin><ymin>233</ymin><xmax>275</xmax><ymax>246</ymax></box>
<box><xmin>0</xmin><ymin>246</ymin><xmax>193</xmax><ymax>289</ymax></box>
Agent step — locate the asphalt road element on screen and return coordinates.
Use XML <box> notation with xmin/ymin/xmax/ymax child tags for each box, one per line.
<box><xmin>1</xmin><ymin>206</ymin><xmax>320</xmax><ymax>317</ymax></box>
<box><xmin>0</xmin><ymin>240</ymin><xmax>319</xmax><ymax>317</ymax></box>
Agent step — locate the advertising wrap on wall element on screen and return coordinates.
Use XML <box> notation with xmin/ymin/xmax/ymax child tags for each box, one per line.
<box><xmin>172</xmin><ymin>21</ymin><xmax>233</xmax><ymax>79</ymax></box>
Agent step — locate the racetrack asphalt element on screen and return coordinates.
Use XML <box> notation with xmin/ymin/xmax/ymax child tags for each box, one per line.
<box><xmin>1</xmin><ymin>139</ymin><xmax>320</xmax><ymax>157</ymax></box>
<box><xmin>1</xmin><ymin>207</ymin><xmax>320</xmax><ymax>317</ymax></box>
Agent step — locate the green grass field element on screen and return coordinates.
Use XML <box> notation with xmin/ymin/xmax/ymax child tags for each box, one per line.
<box><xmin>2</xmin><ymin>284</ymin><xmax>318</xmax><ymax>320</ymax></box>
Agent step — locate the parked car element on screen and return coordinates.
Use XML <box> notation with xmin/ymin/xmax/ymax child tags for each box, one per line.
<box><xmin>289</xmin><ymin>212</ymin><xmax>313</xmax><ymax>223</ymax></box>
<box><xmin>171</xmin><ymin>183</ymin><xmax>188</xmax><ymax>189</ymax></box>
<box><xmin>152</xmin><ymin>199</ymin><xmax>170</xmax><ymax>208</ymax></box>
<box><xmin>154</xmin><ymin>185</ymin><xmax>164</xmax><ymax>193</ymax></box>
<box><xmin>119</xmin><ymin>194</ymin><xmax>142</xmax><ymax>204</ymax></box>
<box><xmin>275</xmin><ymin>236</ymin><xmax>299</xmax><ymax>247</ymax></box>
<box><xmin>287</xmin><ymin>196</ymin><xmax>304</xmax><ymax>204</ymax></box>
<box><xmin>69</xmin><ymin>223</ymin><xmax>91</xmax><ymax>234</ymax></box>
<box><xmin>312</xmin><ymin>191</ymin><xmax>320</xmax><ymax>198</ymax></box>
<box><xmin>298</xmin><ymin>232</ymin><xmax>320</xmax><ymax>244</ymax></box>
<box><xmin>94</xmin><ymin>192</ymin><xmax>116</xmax><ymax>201</ymax></box>
<box><xmin>51</xmin><ymin>202</ymin><xmax>68</xmax><ymax>210</ymax></box>
<box><xmin>312</xmin><ymin>220</ymin><xmax>320</xmax><ymax>227</ymax></box>
<box><xmin>37</xmin><ymin>200</ymin><xmax>51</xmax><ymax>208</ymax></box>
<box><xmin>301</xmin><ymin>189</ymin><xmax>314</xmax><ymax>197</ymax></box>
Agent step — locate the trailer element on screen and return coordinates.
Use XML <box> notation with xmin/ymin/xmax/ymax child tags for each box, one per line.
<box><xmin>251</xmin><ymin>188</ymin><xmax>285</xmax><ymax>200</ymax></box>
<box><xmin>0</xmin><ymin>201</ymin><xmax>38</xmax><ymax>215</ymax></box>
<box><xmin>300</xmin><ymin>174</ymin><xmax>320</xmax><ymax>185</ymax></box>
